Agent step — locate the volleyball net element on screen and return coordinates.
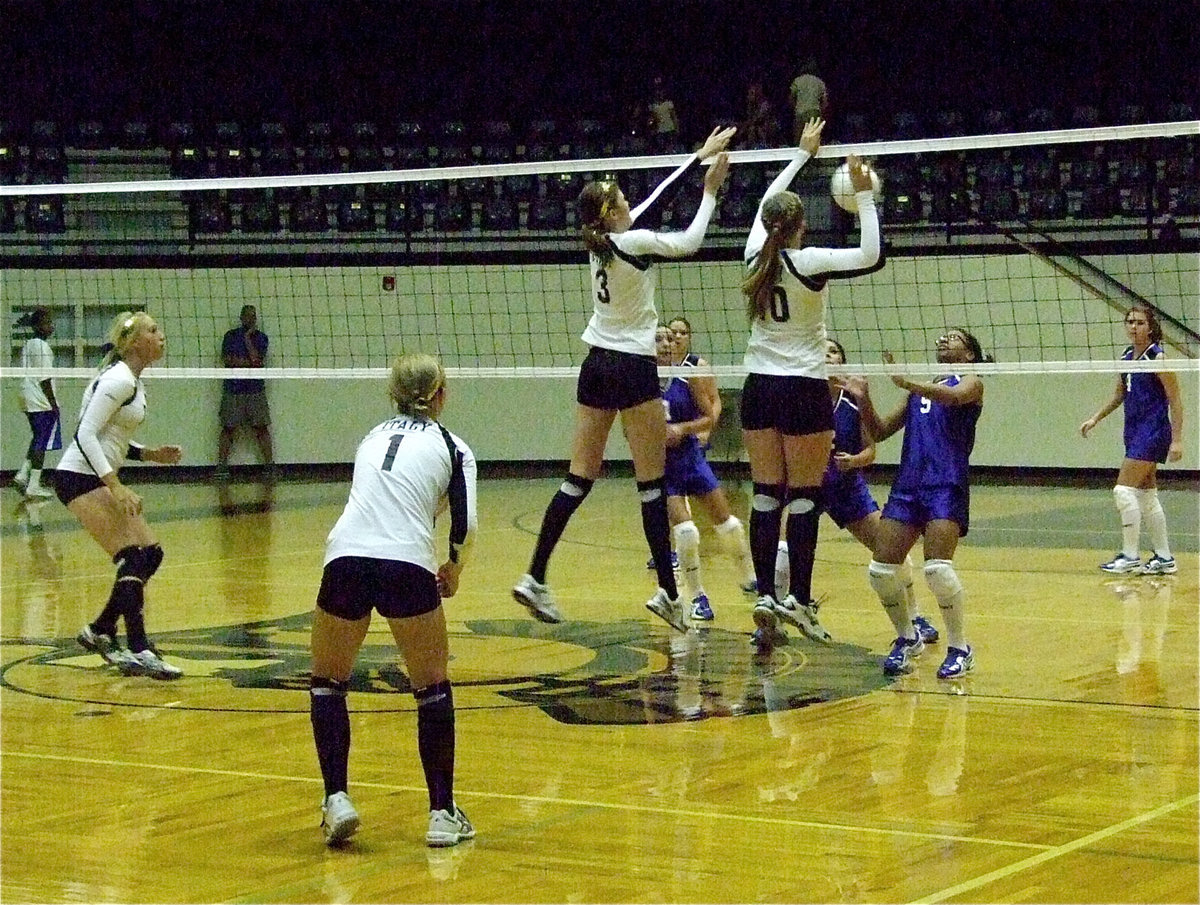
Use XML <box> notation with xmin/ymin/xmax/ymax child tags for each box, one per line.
<box><xmin>2</xmin><ymin>120</ymin><xmax>1197</xmax><ymax>384</ymax></box>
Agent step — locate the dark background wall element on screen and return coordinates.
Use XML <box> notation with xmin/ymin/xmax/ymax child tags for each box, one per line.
<box><xmin>2</xmin><ymin>0</ymin><xmax>1196</xmax><ymax>138</ymax></box>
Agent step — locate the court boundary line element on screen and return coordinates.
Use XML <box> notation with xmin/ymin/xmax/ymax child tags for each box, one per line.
<box><xmin>3</xmin><ymin>748</ymin><xmax>1050</xmax><ymax>851</ymax></box>
<box><xmin>910</xmin><ymin>792</ymin><xmax>1200</xmax><ymax>904</ymax></box>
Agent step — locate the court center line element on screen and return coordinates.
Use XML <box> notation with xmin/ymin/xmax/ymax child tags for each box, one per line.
<box><xmin>3</xmin><ymin>749</ymin><xmax>1049</xmax><ymax>851</ymax></box>
<box><xmin>910</xmin><ymin>792</ymin><xmax>1200</xmax><ymax>904</ymax></box>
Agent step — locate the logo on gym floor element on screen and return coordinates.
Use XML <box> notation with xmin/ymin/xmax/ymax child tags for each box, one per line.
<box><xmin>3</xmin><ymin>613</ymin><xmax>889</xmax><ymax>724</ymax></box>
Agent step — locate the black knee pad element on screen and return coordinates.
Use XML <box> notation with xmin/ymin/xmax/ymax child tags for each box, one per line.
<box><xmin>752</xmin><ymin>483</ymin><xmax>784</xmax><ymax>513</ymax></box>
<box><xmin>785</xmin><ymin>485</ymin><xmax>826</xmax><ymax>516</ymax></box>
<box><xmin>561</xmin><ymin>474</ymin><xmax>594</xmax><ymax>500</ymax></box>
<box><xmin>311</xmin><ymin>676</ymin><xmax>348</xmax><ymax>696</ymax></box>
<box><xmin>415</xmin><ymin>680</ymin><xmax>454</xmax><ymax>713</ymax></box>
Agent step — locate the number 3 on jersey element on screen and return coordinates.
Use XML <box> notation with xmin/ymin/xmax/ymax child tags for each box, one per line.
<box><xmin>596</xmin><ymin>267</ymin><xmax>611</xmax><ymax>304</ymax></box>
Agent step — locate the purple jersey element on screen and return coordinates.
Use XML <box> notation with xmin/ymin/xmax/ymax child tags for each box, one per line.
<box><xmin>663</xmin><ymin>359</ymin><xmax>719</xmax><ymax>496</ymax></box>
<box><xmin>667</xmin><ymin>355</ymin><xmax>700</xmax><ymax>460</ymax></box>
<box><xmin>893</xmin><ymin>375</ymin><xmax>981</xmax><ymax>493</ymax></box>
<box><xmin>1122</xmin><ymin>343</ymin><xmax>1172</xmax><ymax>462</ymax></box>
<box><xmin>824</xmin><ymin>388</ymin><xmax>866</xmax><ymax>485</ymax></box>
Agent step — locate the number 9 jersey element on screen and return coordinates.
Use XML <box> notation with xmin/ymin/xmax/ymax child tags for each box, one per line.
<box><xmin>324</xmin><ymin>415</ymin><xmax>478</xmax><ymax>574</ymax></box>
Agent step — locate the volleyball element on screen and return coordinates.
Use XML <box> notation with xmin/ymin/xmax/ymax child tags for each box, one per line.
<box><xmin>830</xmin><ymin>162</ymin><xmax>882</xmax><ymax>213</ymax></box>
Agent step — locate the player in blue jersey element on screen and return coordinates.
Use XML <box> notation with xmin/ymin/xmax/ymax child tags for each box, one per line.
<box><xmin>850</xmin><ymin>329</ymin><xmax>988</xmax><ymax>679</ymax></box>
<box><xmin>655</xmin><ymin>325</ymin><xmax>756</xmax><ymax>622</ymax></box>
<box><xmin>739</xmin><ymin>117</ymin><xmax>881</xmax><ymax>651</ymax></box>
<box><xmin>775</xmin><ymin>338</ymin><xmax>938</xmax><ymax>644</ymax></box>
<box><xmin>1081</xmin><ymin>305</ymin><xmax>1184</xmax><ymax>576</ymax></box>
<box><xmin>513</xmin><ymin>126</ymin><xmax>734</xmax><ymax>634</ymax></box>
<box><xmin>309</xmin><ymin>353</ymin><xmax>478</xmax><ymax>848</ymax></box>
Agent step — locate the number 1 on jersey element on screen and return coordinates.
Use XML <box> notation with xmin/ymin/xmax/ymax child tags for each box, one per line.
<box><xmin>381</xmin><ymin>433</ymin><xmax>404</xmax><ymax>470</ymax></box>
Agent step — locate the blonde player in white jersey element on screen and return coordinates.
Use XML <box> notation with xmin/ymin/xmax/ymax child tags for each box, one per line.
<box><xmin>14</xmin><ymin>306</ymin><xmax>61</xmax><ymax>499</ymax></box>
<box><xmin>740</xmin><ymin>118</ymin><xmax>881</xmax><ymax>649</ymax></box>
<box><xmin>309</xmin><ymin>353</ymin><xmax>478</xmax><ymax>849</ymax></box>
<box><xmin>57</xmin><ymin>311</ymin><xmax>185</xmax><ymax>679</ymax></box>
<box><xmin>513</xmin><ymin>126</ymin><xmax>734</xmax><ymax>633</ymax></box>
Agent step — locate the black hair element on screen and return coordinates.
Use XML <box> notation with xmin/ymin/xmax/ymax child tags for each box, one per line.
<box><xmin>953</xmin><ymin>327</ymin><xmax>994</xmax><ymax>363</ymax></box>
<box><xmin>15</xmin><ymin>307</ymin><xmax>51</xmax><ymax>330</ymax></box>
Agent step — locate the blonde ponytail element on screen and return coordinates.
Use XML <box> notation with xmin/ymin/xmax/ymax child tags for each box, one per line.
<box><xmin>389</xmin><ymin>353</ymin><xmax>446</xmax><ymax>418</ymax></box>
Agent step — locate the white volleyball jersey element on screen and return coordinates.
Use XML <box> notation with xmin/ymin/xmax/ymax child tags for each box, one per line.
<box><xmin>581</xmin><ymin>155</ymin><xmax>718</xmax><ymax>357</ymax></box>
<box><xmin>19</xmin><ymin>336</ymin><xmax>55</xmax><ymax>411</ymax></box>
<box><xmin>324</xmin><ymin>415</ymin><xmax>478</xmax><ymax>575</ymax></box>
<box><xmin>743</xmin><ymin>151</ymin><xmax>881</xmax><ymax>377</ymax></box>
<box><xmin>57</xmin><ymin>361</ymin><xmax>146</xmax><ymax>478</ymax></box>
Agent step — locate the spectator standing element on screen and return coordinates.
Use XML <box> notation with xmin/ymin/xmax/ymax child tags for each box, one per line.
<box><xmin>789</xmin><ymin>60</ymin><xmax>829</xmax><ymax>144</ymax></box>
<box><xmin>218</xmin><ymin>305</ymin><xmax>274</xmax><ymax>477</ymax></box>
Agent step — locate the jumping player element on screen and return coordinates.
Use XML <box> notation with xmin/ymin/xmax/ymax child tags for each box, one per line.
<box><xmin>739</xmin><ymin>117</ymin><xmax>881</xmax><ymax>650</ymax></box>
<box><xmin>512</xmin><ymin>126</ymin><xmax>735</xmax><ymax>633</ymax></box>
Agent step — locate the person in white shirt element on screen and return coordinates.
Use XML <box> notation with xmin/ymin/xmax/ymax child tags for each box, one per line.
<box><xmin>57</xmin><ymin>311</ymin><xmax>184</xmax><ymax>680</ymax></box>
<box><xmin>310</xmin><ymin>353</ymin><xmax>479</xmax><ymax>849</ymax></box>
<box><xmin>13</xmin><ymin>307</ymin><xmax>61</xmax><ymax>499</ymax></box>
<box><xmin>739</xmin><ymin>118</ymin><xmax>880</xmax><ymax>650</ymax></box>
<box><xmin>512</xmin><ymin>126</ymin><xmax>734</xmax><ymax>634</ymax></box>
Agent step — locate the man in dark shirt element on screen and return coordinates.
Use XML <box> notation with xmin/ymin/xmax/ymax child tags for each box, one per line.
<box><xmin>217</xmin><ymin>305</ymin><xmax>274</xmax><ymax>477</ymax></box>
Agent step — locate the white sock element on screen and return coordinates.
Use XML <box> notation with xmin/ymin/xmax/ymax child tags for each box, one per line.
<box><xmin>25</xmin><ymin>469</ymin><xmax>44</xmax><ymax>494</ymax></box>
<box><xmin>898</xmin><ymin>555</ymin><xmax>920</xmax><ymax>620</ymax></box>
<box><xmin>1113</xmin><ymin>485</ymin><xmax>1141</xmax><ymax>559</ymax></box>
<box><xmin>869</xmin><ymin>560</ymin><xmax>914</xmax><ymax>638</ymax></box>
<box><xmin>925</xmin><ymin>559</ymin><xmax>966</xmax><ymax>651</ymax></box>
<box><xmin>1140</xmin><ymin>488</ymin><xmax>1171</xmax><ymax>559</ymax></box>
<box><xmin>774</xmin><ymin>541</ymin><xmax>790</xmax><ymax>602</ymax></box>
<box><xmin>673</xmin><ymin>521</ymin><xmax>704</xmax><ymax>599</ymax></box>
<box><xmin>714</xmin><ymin>515</ymin><xmax>755</xmax><ymax>588</ymax></box>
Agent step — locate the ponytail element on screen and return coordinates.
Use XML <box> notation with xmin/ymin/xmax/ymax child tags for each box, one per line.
<box><xmin>100</xmin><ymin>310</ymin><xmax>151</xmax><ymax>369</ymax></box>
<box><xmin>955</xmin><ymin>328</ymin><xmax>994</xmax><ymax>364</ymax></box>
<box><xmin>389</xmin><ymin>353</ymin><xmax>446</xmax><ymax>418</ymax></box>
<box><xmin>742</xmin><ymin>192</ymin><xmax>805</xmax><ymax>322</ymax></box>
<box><xmin>578</xmin><ymin>180</ymin><xmax>619</xmax><ymax>266</ymax></box>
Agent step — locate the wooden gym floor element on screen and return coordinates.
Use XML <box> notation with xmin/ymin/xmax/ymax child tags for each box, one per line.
<box><xmin>1</xmin><ymin>473</ymin><xmax>1197</xmax><ymax>904</ymax></box>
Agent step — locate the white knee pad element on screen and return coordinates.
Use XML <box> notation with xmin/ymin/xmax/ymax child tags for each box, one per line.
<box><xmin>923</xmin><ymin>559</ymin><xmax>963</xmax><ymax>600</ymax></box>
<box><xmin>868</xmin><ymin>560</ymin><xmax>904</xmax><ymax>601</ymax></box>
<box><xmin>673</xmin><ymin>520</ymin><xmax>701</xmax><ymax>552</ymax></box>
<box><xmin>1141</xmin><ymin>487</ymin><xmax>1163</xmax><ymax>516</ymax></box>
<box><xmin>714</xmin><ymin>515</ymin><xmax>742</xmax><ymax>537</ymax></box>
<box><xmin>1113</xmin><ymin>484</ymin><xmax>1140</xmax><ymax>519</ymax></box>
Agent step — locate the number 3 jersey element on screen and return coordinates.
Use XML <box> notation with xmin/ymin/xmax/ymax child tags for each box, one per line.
<box><xmin>324</xmin><ymin>415</ymin><xmax>478</xmax><ymax>574</ymax></box>
<box><xmin>581</xmin><ymin>156</ymin><xmax>718</xmax><ymax>358</ymax></box>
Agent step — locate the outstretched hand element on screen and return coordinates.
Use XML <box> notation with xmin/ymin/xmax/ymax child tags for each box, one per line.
<box><xmin>703</xmin><ymin>152</ymin><xmax>730</xmax><ymax>193</ymax></box>
<box><xmin>846</xmin><ymin>154</ymin><xmax>874</xmax><ymax>192</ymax></box>
<box><xmin>799</xmin><ymin>117</ymin><xmax>825</xmax><ymax>156</ymax></box>
<box><xmin>697</xmin><ymin>126</ymin><xmax>736</xmax><ymax>160</ymax></box>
